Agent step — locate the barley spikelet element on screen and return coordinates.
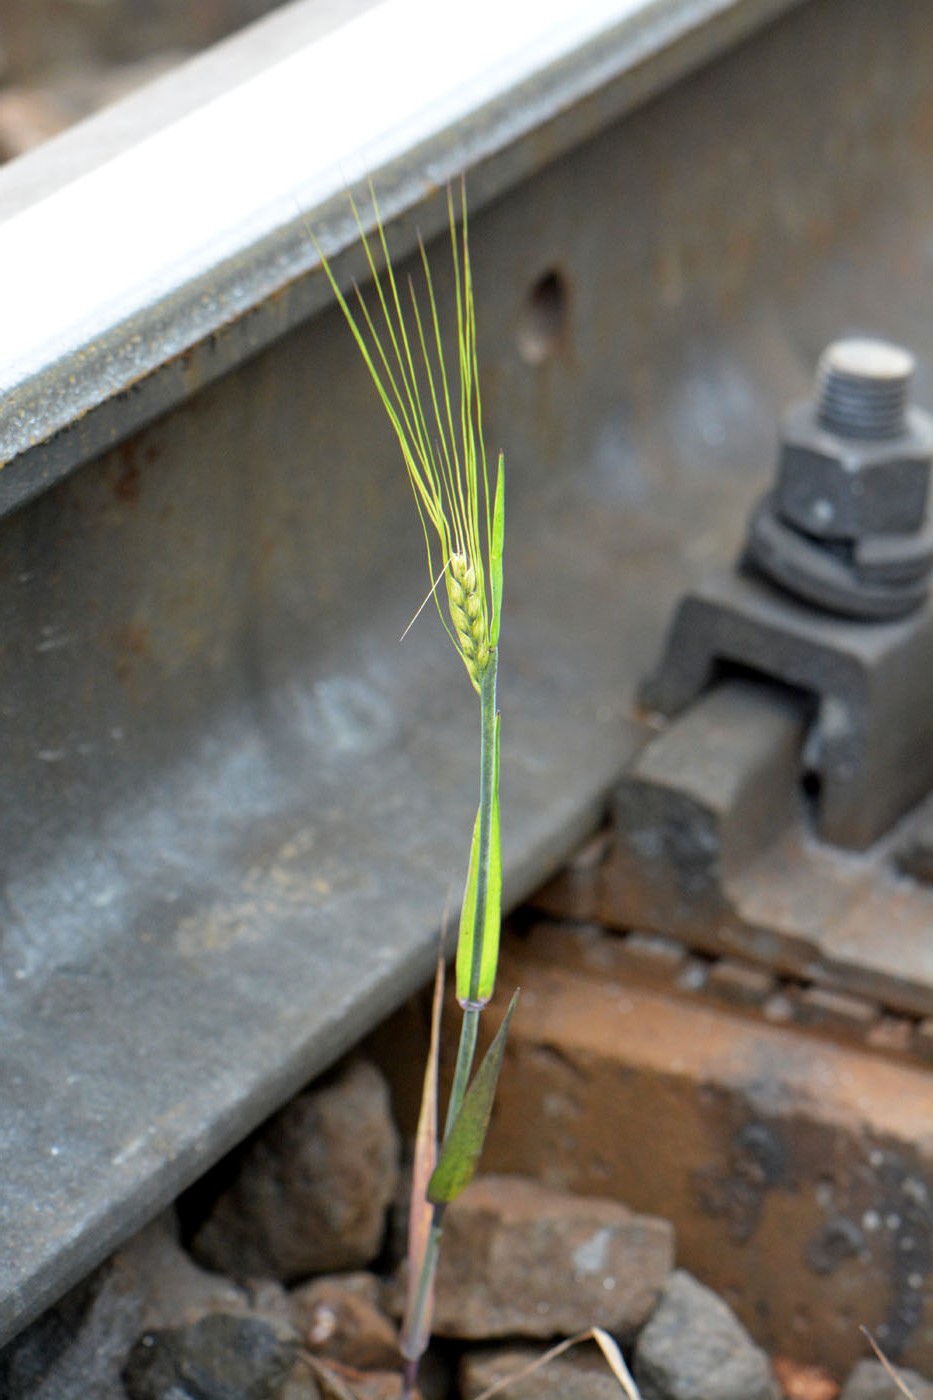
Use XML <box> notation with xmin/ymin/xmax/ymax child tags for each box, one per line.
<box><xmin>312</xmin><ymin>181</ymin><xmax>503</xmax><ymax>688</ymax></box>
<box><xmin>447</xmin><ymin>551</ymin><xmax>490</xmax><ymax>688</ymax></box>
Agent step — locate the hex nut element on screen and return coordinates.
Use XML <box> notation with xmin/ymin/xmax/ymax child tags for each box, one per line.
<box><xmin>775</xmin><ymin>400</ymin><xmax>933</xmax><ymax>540</ymax></box>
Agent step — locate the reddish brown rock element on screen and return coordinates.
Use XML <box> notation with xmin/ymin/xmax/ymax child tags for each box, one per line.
<box><xmin>290</xmin><ymin>1274</ymin><xmax>400</xmax><ymax>1371</ymax></box>
<box><xmin>303</xmin><ymin>1357</ymin><xmax>415</xmax><ymax>1400</ymax></box>
<box><xmin>437</xmin><ymin>945</ymin><xmax>933</xmax><ymax>1375</ymax></box>
<box><xmin>192</xmin><ymin>1058</ymin><xmax>400</xmax><ymax>1281</ymax></box>
<box><xmin>461</xmin><ymin>1345</ymin><xmax>627</xmax><ymax>1400</ymax></box>
<box><xmin>429</xmin><ymin>1174</ymin><xmax>673</xmax><ymax>1340</ymax></box>
<box><xmin>336</xmin><ymin>1370</ymin><xmax>408</xmax><ymax>1400</ymax></box>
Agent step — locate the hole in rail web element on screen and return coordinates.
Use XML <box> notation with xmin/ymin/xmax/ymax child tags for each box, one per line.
<box><xmin>517</xmin><ymin>267</ymin><xmax>570</xmax><ymax>365</ymax></box>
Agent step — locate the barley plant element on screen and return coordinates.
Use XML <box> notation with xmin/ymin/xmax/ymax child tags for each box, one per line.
<box><xmin>314</xmin><ymin>182</ymin><xmax>516</xmax><ymax>1398</ymax></box>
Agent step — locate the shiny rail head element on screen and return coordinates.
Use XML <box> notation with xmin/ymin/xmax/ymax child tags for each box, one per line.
<box><xmin>0</xmin><ymin>0</ymin><xmax>798</xmax><ymax>514</ymax></box>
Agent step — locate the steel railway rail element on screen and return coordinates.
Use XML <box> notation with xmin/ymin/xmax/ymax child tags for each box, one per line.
<box><xmin>0</xmin><ymin>0</ymin><xmax>930</xmax><ymax>1350</ymax></box>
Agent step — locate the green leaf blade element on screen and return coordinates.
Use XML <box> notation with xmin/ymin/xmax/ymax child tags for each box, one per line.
<box><xmin>455</xmin><ymin>802</ymin><xmax>482</xmax><ymax>1007</ymax></box>
<box><xmin>455</xmin><ymin>712</ymin><xmax>501</xmax><ymax>1009</ymax></box>
<box><xmin>427</xmin><ymin>990</ymin><xmax>519</xmax><ymax>1205</ymax></box>
<box><xmin>479</xmin><ymin>714</ymin><xmax>502</xmax><ymax>1004</ymax></box>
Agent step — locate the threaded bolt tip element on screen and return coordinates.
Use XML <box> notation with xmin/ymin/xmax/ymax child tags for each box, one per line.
<box><xmin>816</xmin><ymin>337</ymin><xmax>914</xmax><ymax>440</ymax></box>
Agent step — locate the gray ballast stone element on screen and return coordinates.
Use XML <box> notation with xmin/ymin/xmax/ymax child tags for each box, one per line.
<box><xmin>192</xmin><ymin>1058</ymin><xmax>400</xmax><ymax>1281</ymax></box>
<box><xmin>122</xmin><ymin>1312</ymin><xmax>300</xmax><ymax>1400</ymax></box>
<box><xmin>634</xmin><ymin>1270</ymin><xmax>780</xmax><ymax>1400</ymax></box>
<box><xmin>431</xmin><ymin>1174</ymin><xmax>674</xmax><ymax>1339</ymax></box>
<box><xmin>0</xmin><ymin>1261</ymin><xmax>144</xmax><ymax>1400</ymax></box>
<box><xmin>841</xmin><ymin>1360</ymin><xmax>933</xmax><ymax>1400</ymax></box>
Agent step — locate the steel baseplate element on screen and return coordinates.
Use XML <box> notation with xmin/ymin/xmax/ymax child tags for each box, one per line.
<box><xmin>609</xmin><ymin>676</ymin><xmax>933</xmax><ymax>1017</ymax></box>
<box><xmin>609</xmin><ymin>324</ymin><xmax>933</xmax><ymax>1014</ymax></box>
<box><xmin>604</xmin><ymin>534</ymin><xmax>933</xmax><ymax>1017</ymax></box>
<box><xmin>641</xmin><ymin>567</ymin><xmax>933</xmax><ymax>850</ymax></box>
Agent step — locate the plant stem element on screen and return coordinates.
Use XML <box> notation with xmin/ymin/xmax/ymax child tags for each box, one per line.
<box><xmin>401</xmin><ymin>1206</ymin><xmax>444</xmax><ymax>1399</ymax></box>
<box><xmin>469</xmin><ymin>654</ymin><xmax>500</xmax><ymax>1006</ymax></box>
<box><xmin>445</xmin><ymin>650</ymin><xmax>499</xmax><ymax>1133</ymax></box>
<box><xmin>402</xmin><ymin>650</ymin><xmax>500</xmax><ymax>1394</ymax></box>
<box><xmin>443</xmin><ymin>1005</ymin><xmax>479</xmax><ymax>1141</ymax></box>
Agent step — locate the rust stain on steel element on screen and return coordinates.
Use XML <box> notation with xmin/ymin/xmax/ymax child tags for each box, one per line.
<box><xmin>114</xmin><ymin>619</ymin><xmax>150</xmax><ymax>695</ymax></box>
<box><xmin>112</xmin><ymin>459</ymin><xmax>141</xmax><ymax>504</ymax></box>
<box><xmin>108</xmin><ymin>439</ymin><xmax>160</xmax><ymax>505</ymax></box>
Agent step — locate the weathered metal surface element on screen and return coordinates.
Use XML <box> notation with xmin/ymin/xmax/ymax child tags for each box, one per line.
<box><xmin>597</xmin><ymin>679</ymin><xmax>933</xmax><ymax>1013</ymax></box>
<box><xmin>744</xmin><ymin>337</ymin><xmax>933</xmax><ymax>618</ymax></box>
<box><xmin>0</xmin><ymin>0</ymin><xmax>801</xmax><ymax>514</ymax></box>
<box><xmin>1</xmin><ymin>0</ymin><xmax>933</xmax><ymax>1357</ymax></box>
<box><xmin>643</xmin><ymin>346</ymin><xmax>933</xmax><ymax>847</ymax></box>
<box><xmin>745</xmin><ymin>495</ymin><xmax>933</xmax><ymax>619</ymax></box>
<box><xmin>778</xmin><ymin>342</ymin><xmax>931</xmax><ymax>540</ymax></box>
<box><xmin>641</xmin><ymin>569</ymin><xmax>933</xmax><ymax>849</ymax></box>
<box><xmin>531</xmin><ymin>861</ymin><xmax>933</xmax><ymax>1064</ymax></box>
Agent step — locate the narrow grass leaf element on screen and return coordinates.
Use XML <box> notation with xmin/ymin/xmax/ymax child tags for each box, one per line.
<box><xmin>490</xmin><ymin>452</ymin><xmax>504</xmax><ymax>646</ymax></box>
<box><xmin>400</xmin><ymin>952</ymin><xmax>445</xmax><ymax>1361</ymax></box>
<box><xmin>480</xmin><ymin>712</ymin><xmax>502</xmax><ymax>1003</ymax></box>
<box><xmin>455</xmin><ymin>711</ymin><xmax>501</xmax><ymax>1008</ymax></box>
<box><xmin>427</xmin><ymin>989</ymin><xmax>518</xmax><ymax>1205</ymax></box>
<box><xmin>455</xmin><ymin>802</ymin><xmax>482</xmax><ymax>1007</ymax></box>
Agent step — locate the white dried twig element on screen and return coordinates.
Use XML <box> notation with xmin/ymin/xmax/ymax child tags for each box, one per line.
<box><xmin>860</xmin><ymin>1326</ymin><xmax>919</xmax><ymax>1400</ymax></box>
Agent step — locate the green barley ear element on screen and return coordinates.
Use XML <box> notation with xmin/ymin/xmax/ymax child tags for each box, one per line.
<box><xmin>310</xmin><ymin>180</ymin><xmax>501</xmax><ymax>692</ymax></box>
<box><xmin>447</xmin><ymin>551</ymin><xmax>490</xmax><ymax>690</ymax></box>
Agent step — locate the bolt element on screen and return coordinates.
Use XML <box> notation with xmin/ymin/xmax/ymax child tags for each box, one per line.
<box><xmin>816</xmin><ymin>338</ymin><xmax>914</xmax><ymax>441</ymax></box>
<box><xmin>771</xmin><ymin>337</ymin><xmax>933</xmax><ymax>543</ymax></box>
<box><xmin>743</xmin><ymin>336</ymin><xmax>933</xmax><ymax>620</ymax></box>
